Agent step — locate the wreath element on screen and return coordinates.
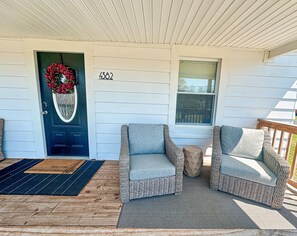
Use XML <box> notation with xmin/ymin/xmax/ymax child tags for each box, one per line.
<box><xmin>45</xmin><ymin>63</ymin><xmax>76</xmax><ymax>94</ymax></box>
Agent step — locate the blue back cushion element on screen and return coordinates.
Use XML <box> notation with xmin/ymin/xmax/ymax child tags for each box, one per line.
<box><xmin>128</xmin><ymin>124</ymin><xmax>165</xmax><ymax>155</ymax></box>
<box><xmin>221</xmin><ymin>125</ymin><xmax>264</xmax><ymax>160</ymax></box>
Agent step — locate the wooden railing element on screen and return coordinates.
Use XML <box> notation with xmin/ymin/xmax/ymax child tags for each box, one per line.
<box><xmin>257</xmin><ymin>119</ymin><xmax>297</xmax><ymax>188</ymax></box>
<box><xmin>176</xmin><ymin>108</ymin><xmax>211</xmax><ymax>124</ymax></box>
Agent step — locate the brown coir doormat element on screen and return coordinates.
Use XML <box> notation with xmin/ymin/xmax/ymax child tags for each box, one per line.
<box><xmin>25</xmin><ymin>159</ymin><xmax>85</xmax><ymax>174</ymax></box>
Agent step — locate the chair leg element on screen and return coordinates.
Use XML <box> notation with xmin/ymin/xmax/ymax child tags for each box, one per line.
<box><xmin>120</xmin><ymin>191</ymin><xmax>130</xmax><ymax>203</ymax></box>
<box><xmin>120</xmin><ymin>196</ymin><xmax>129</xmax><ymax>203</ymax></box>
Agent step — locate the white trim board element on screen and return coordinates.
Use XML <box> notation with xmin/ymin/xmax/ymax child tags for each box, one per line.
<box><xmin>269</xmin><ymin>40</ymin><xmax>297</xmax><ymax>59</ymax></box>
<box><xmin>169</xmin><ymin>45</ymin><xmax>230</xmax><ymax>128</ymax></box>
<box><xmin>168</xmin><ymin>45</ymin><xmax>233</xmax><ymax>153</ymax></box>
<box><xmin>23</xmin><ymin>39</ymin><xmax>97</xmax><ymax>159</ymax></box>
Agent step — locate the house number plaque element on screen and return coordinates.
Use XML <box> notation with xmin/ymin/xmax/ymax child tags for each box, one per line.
<box><xmin>99</xmin><ymin>72</ymin><xmax>113</xmax><ymax>80</ymax></box>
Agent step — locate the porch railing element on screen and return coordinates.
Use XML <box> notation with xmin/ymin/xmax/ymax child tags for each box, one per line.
<box><xmin>257</xmin><ymin>119</ymin><xmax>297</xmax><ymax>188</ymax></box>
<box><xmin>176</xmin><ymin>108</ymin><xmax>211</xmax><ymax>124</ymax></box>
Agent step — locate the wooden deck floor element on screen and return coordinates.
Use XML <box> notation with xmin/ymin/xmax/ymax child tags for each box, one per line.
<box><xmin>0</xmin><ymin>159</ymin><xmax>121</xmax><ymax>228</ymax></box>
<box><xmin>0</xmin><ymin>159</ymin><xmax>296</xmax><ymax>235</ymax></box>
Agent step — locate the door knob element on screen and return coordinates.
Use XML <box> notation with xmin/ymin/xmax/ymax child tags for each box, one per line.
<box><xmin>41</xmin><ymin>111</ymin><xmax>48</xmax><ymax>115</ymax></box>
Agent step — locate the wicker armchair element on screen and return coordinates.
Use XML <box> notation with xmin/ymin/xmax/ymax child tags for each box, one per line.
<box><xmin>210</xmin><ymin>125</ymin><xmax>290</xmax><ymax>209</ymax></box>
<box><xmin>0</xmin><ymin>118</ymin><xmax>4</xmax><ymax>161</ymax></box>
<box><xmin>119</xmin><ymin>124</ymin><xmax>184</xmax><ymax>203</ymax></box>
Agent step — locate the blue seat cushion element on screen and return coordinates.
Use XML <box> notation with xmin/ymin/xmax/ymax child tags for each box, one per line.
<box><xmin>130</xmin><ymin>154</ymin><xmax>176</xmax><ymax>181</ymax></box>
<box><xmin>128</xmin><ymin>124</ymin><xmax>165</xmax><ymax>155</ymax></box>
<box><xmin>221</xmin><ymin>125</ymin><xmax>264</xmax><ymax>160</ymax></box>
<box><xmin>220</xmin><ymin>154</ymin><xmax>277</xmax><ymax>187</ymax></box>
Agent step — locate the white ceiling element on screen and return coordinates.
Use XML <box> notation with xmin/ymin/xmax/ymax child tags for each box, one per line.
<box><xmin>1</xmin><ymin>0</ymin><xmax>297</xmax><ymax>51</ymax></box>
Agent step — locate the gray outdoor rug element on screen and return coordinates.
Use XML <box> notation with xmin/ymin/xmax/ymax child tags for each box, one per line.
<box><xmin>118</xmin><ymin>166</ymin><xmax>297</xmax><ymax>229</ymax></box>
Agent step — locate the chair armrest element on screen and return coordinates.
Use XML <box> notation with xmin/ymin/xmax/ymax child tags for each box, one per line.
<box><xmin>164</xmin><ymin>125</ymin><xmax>184</xmax><ymax>167</ymax></box>
<box><xmin>263</xmin><ymin>145</ymin><xmax>290</xmax><ymax>180</ymax></box>
<box><xmin>263</xmin><ymin>145</ymin><xmax>290</xmax><ymax>208</ymax></box>
<box><xmin>164</xmin><ymin>125</ymin><xmax>184</xmax><ymax>194</ymax></box>
<box><xmin>210</xmin><ymin>126</ymin><xmax>222</xmax><ymax>190</ymax></box>
<box><xmin>119</xmin><ymin>125</ymin><xmax>130</xmax><ymax>203</ymax></box>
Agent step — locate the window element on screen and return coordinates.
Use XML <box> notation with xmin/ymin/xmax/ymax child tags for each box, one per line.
<box><xmin>175</xmin><ymin>60</ymin><xmax>219</xmax><ymax>125</ymax></box>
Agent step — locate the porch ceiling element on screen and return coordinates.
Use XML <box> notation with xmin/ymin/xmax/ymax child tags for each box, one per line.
<box><xmin>1</xmin><ymin>0</ymin><xmax>297</xmax><ymax>53</ymax></box>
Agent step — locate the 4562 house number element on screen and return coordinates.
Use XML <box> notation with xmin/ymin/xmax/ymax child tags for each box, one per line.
<box><xmin>99</xmin><ymin>72</ymin><xmax>113</xmax><ymax>80</ymax></box>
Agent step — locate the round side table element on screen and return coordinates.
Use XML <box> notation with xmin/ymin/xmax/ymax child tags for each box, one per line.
<box><xmin>183</xmin><ymin>145</ymin><xmax>203</xmax><ymax>177</ymax></box>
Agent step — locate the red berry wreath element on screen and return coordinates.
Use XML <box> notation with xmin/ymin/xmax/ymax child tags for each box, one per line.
<box><xmin>45</xmin><ymin>63</ymin><xmax>76</xmax><ymax>94</ymax></box>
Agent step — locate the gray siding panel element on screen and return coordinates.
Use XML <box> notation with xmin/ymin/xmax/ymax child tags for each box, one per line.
<box><xmin>0</xmin><ymin>39</ymin><xmax>35</xmax><ymax>157</ymax></box>
<box><xmin>93</xmin><ymin>44</ymin><xmax>171</xmax><ymax>159</ymax></box>
<box><xmin>0</xmin><ymin>39</ymin><xmax>296</xmax><ymax>160</ymax></box>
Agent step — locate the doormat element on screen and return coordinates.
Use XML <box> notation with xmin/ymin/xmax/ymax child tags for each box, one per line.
<box><xmin>25</xmin><ymin>159</ymin><xmax>85</xmax><ymax>174</ymax></box>
<box><xmin>0</xmin><ymin>159</ymin><xmax>104</xmax><ymax>196</ymax></box>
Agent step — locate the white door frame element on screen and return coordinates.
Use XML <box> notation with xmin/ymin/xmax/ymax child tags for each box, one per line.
<box><xmin>23</xmin><ymin>39</ymin><xmax>97</xmax><ymax>159</ymax></box>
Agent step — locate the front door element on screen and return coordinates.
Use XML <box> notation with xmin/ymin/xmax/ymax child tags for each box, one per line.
<box><xmin>37</xmin><ymin>52</ymin><xmax>89</xmax><ymax>157</ymax></box>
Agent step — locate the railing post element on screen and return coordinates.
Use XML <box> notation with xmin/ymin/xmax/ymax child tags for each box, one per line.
<box><xmin>278</xmin><ymin>131</ymin><xmax>284</xmax><ymax>155</ymax></box>
<box><xmin>285</xmin><ymin>133</ymin><xmax>292</xmax><ymax>160</ymax></box>
<box><xmin>290</xmin><ymin>143</ymin><xmax>297</xmax><ymax>178</ymax></box>
<box><xmin>272</xmin><ymin>130</ymin><xmax>277</xmax><ymax>148</ymax></box>
<box><xmin>256</xmin><ymin>119</ymin><xmax>262</xmax><ymax>129</ymax></box>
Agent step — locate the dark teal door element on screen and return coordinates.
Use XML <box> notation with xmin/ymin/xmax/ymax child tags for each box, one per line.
<box><xmin>37</xmin><ymin>52</ymin><xmax>89</xmax><ymax>156</ymax></box>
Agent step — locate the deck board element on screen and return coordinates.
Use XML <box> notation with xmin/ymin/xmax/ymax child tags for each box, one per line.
<box><xmin>0</xmin><ymin>159</ymin><xmax>121</xmax><ymax>228</ymax></box>
<box><xmin>0</xmin><ymin>159</ymin><xmax>296</xmax><ymax>235</ymax></box>
<box><xmin>0</xmin><ymin>226</ymin><xmax>296</xmax><ymax>236</ymax></box>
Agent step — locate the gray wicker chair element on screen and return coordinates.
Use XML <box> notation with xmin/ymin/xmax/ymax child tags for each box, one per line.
<box><xmin>210</xmin><ymin>125</ymin><xmax>290</xmax><ymax>209</ymax></box>
<box><xmin>119</xmin><ymin>124</ymin><xmax>184</xmax><ymax>203</ymax></box>
<box><xmin>0</xmin><ymin>118</ymin><xmax>4</xmax><ymax>161</ymax></box>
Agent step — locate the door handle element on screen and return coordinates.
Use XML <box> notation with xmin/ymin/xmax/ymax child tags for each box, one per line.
<box><xmin>41</xmin><ymin>111</ymin><xmax>48</xmax><ymax>115</ymax></box>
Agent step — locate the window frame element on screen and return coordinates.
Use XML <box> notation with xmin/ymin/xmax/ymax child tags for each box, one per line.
<box><xmin>174</xmin><ymin>57</ymin><xmax>221</xmax><ymax>127</ymax></box>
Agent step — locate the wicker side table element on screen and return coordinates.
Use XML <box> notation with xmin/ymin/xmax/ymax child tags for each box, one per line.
<box><xmin>183</xmin><ymin>145</ymin><xmax>203</xmax><ymax>177</ymax></box>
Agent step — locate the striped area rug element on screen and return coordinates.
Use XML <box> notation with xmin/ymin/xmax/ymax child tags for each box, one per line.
<box><xmin>0</xmin><ymin>159</ymin><xmax>104</xmax><ymax>196</ymax></box>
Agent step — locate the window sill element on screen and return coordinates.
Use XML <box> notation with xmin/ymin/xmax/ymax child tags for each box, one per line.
<box><xmin>174</xmin><ymin>124</ymin><xmax>214</xmax><ymax>129</ymax></box>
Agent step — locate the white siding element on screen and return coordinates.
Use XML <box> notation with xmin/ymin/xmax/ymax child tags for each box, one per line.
<box><xmin>93</xmin><ymin>45</ymin><xmax>171</xmax><ymax>159</ymax></box>
<box><xmin>222</xmin><ymin>50</ymin><xmax>297</xmax><ymax>128</ymax></box>
<box><xmin>169</xmin><ymin>47</ymin><xmax>297</xmax><ymax>154</ymax></box>
<box><xmin>0</xmin><ymin>39</ymin><xmax>36</xmax><ymax>157</ymax></box>
<box><xmin>0</xmin><ymin>38</ymin><xmax>296</xmax><ymax>160</ymax></box>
